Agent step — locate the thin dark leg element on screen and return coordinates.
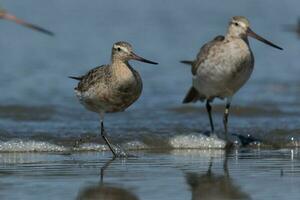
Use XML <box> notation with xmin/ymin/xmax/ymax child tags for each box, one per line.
<box><xmin>100</xmin><ymin>157</ymin><xmax>116</xmax><ymax>184</ymax></box>
<box><xmin>206</xmin><ymin>100</ymin><xmax>214</xmax><ymax>133</ymax></box>
<box><xmin>224</xmin><ymin>149</ymin><xmax>230</xmax><ymax>178</ymax></box>
<box><xmin>207</xmin><ymin>157</ymin><xmax>213</xmax><ymax>176</ymax></box>
<box><xmin>101</xmin><ymin>121</ymin><xmax>117</xmax><ymax>157</ymax></box>
<box><xmin>223</xmin><ymin>102</ymin><xmax>231</xmax><ymax>142</ymax></box>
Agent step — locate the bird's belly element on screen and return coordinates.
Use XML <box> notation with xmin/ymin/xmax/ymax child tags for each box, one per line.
<box><xmin>76</xmin><ymin>81</ymin><xmax>142</xmax><ymax>113</ymax></box>
<box><xmin>226</xmin><ymin>61</ymin><xmax>253</xmax><ymax>94</ymax></box>
<box><xmin>193</xmin><ymin>50</ymin><xmax>253</xmax><ymax>99</ymax></box>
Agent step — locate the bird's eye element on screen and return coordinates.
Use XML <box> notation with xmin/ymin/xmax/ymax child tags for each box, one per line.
<box><xmin>117</xmin><ymin>47</ymin><xmax>121</xmax><ymax>51</ymax></box>
<box><xmin>234</xmin><ymin>22</ymin><xmax>239</xmax><ymax>26</ymax></box>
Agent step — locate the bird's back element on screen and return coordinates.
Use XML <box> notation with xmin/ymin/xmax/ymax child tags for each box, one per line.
<box><xmin>74</xmin><ymin>65</ymin><xmax>111</xmax><ymax>93</ymax></box>
<box><xmin>192</xmin><ymin>35</ymin><xmax>225</xmax><ymax>75</ymax></box>
<box><xmin>192</xmin><ymin>35</ymin><xmax>253</xmax><ymax>99</ymax></box>
<box><xmin>72</xmin><ymin>63</ymin><xmax>143</xmax><ymax>113</ymax></box>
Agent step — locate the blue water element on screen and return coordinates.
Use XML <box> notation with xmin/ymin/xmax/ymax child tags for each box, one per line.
<box><xmin>0</xmin><ymin>150</ymin><xmax>300</xmax><ymax>200</ymax></box>
<box><xmin>0</xmin><ymin>0</ymin><xmax>300</xmax><ymax>199</ymax></box>
<box><xmin>0</xmin><ymin>0</ymin><xmax>299</xmax><ymax>150</ymax></box>
<box><xmin>0</xmin><ymin>0</ymin><xmax>298</xmax><ymax>107</ymax></box>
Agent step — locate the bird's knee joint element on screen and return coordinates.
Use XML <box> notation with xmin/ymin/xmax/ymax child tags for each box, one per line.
<box><xmin>224</xmin><ymin>109</ymin><xmax>229</xmax><ymax>115</ymax></box>
<box><xmin>223</xmin><ymin>116</ymin><xmax>228</xmax><ymax>124</ymax></box>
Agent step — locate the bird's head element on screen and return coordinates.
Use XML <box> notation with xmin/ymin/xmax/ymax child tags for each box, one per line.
<box><xmin>111</xmin><ymin>41</ymin><xmax>158</xmax><ymax>65</ymax></box>
<box><xmin>228</xmin><ymin>16</ymin><xmax>282</xmax><ymax>50</ymax></box>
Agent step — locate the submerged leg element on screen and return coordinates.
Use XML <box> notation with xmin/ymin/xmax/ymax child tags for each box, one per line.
<box><xmin>224</xmin><ymin>149</ymin><xmax>230</xmax><ymax>178</ymax></box>
<box><xmin>206</xmin><ymin>100</ymin><xmax>214</xmax><ymax>133</ymax></box>
<box><xmin>100</xmin><ymin>157</ymin><xmax>116</xmax><ymax>184</ymax></box>
<box><xmin>207</xmin><ymin>157</ymin><xmax>213</xmax><ymax>176</ymax></box>
<box><xmin>100</xmin><ymin>113</ymin><xmax>117</xmax><ymax>157</ymax></box>
<box><xmin>223</xmin><ymin>98</ymin><xmax>232</xmax><ymax>142</ymax></box>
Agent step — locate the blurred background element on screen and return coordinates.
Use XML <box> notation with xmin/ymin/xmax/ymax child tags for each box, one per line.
<box><xmin>0</xmin><ymin>1</ymin><xmax>300</xmax><ymax>199</ymax></box>
<box><xmin>0</xmin><ymin>0</ymin><xmax>299</xmax><ymax>149</ymax></box>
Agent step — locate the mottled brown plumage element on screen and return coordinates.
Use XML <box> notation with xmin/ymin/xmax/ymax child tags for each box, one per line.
<box><xmin>70</xmin><ymin>41</ymin><xmax>157</xmax><ymax>157</ymax></box>
<box><xmin>181</xmin><ymin>16</ymin><xmax>282</xmax><ymax>144</ymax></box>
<box><xmin>74</xmin><ymin>63</ymin><xmax>142</xmax><ymax>113</ymax></box>
<box><xmin>192</xmin><ymin>35</ymin><xmax>225</xmax><ymax>76</ymax></box>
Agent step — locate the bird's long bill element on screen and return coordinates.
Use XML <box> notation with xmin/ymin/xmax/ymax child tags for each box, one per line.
<box><xmin>247</xmin><ymin>28</ymin><xmax>282</xmax><ymax>50</ymax></box>
<box><xmin>131</xmin><ymin>52</ymin><xmax>158</xmax><ymax>65</ymax></box>
<box><xmin>2</xmin><ymin>12</ymin><xmax>54</xmax><ymax>36</ymax></box>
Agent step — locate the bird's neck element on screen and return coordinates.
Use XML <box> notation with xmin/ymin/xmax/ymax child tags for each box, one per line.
<box><xmin>111</xmin><ymin>60</ymin><xmax>133</xmax><ymax>78</ymax></box>
<box><xmin>226</xmin><ymin>33</ymin><xmax>249</xmax><ymax>45</ymax></box>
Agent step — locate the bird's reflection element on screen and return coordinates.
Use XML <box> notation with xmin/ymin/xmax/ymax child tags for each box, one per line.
<box><xmin>283</xmin><ymin>18</ymin><xmax>300</xmax><ymax>38</ymax></box>
<box><xmin>186</xmin><ymin>150</ymin><xmax>251</xmax><ymax>200</ymax></box>
<box><xmin>76</xmin><ymin>158</ymin><xmax>139</xmax><ymax>200</ymax></box>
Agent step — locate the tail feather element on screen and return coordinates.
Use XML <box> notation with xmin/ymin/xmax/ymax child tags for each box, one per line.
<box><xmin>180</xmin><ymin>60</ymin><xmax>194</xmax><ymax>65</ymax></box>
<box><xmin>183</xmin><ymin>87</ymin><xmax>199</xmax><ymax>103</ymax></box>
<box><xmin>68</xmin><ymin>76</ymin><xmax>82</xmax><ymax>81</ymax></box>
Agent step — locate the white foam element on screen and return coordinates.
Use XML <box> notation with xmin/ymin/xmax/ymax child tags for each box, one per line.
<box><xmin>0</xmin><ymin>140</ymin><xmax>66</xmax><ymax>152</ymax></box>
<box><xmin>170</xmin><ymin>149</ymin><xmax>226</xmax><ymax>157</ymax></box>
<box><xmin>123</xmin><ymin>141</ymin><xmax>149</xmax><ymax>150</ymax></box>
<box><xmin>77</xmin><ymin>143</ymin><xmax>108</xmax><ymax>151</ymax></box>
<box><xmin>0</xmin><ymin>135</ymin><xmax>226</xmax><ymax>153</ymax></box>
<box><xmin>169</xmin><ymin>134</ymin><xmax>226</xmax><ymax>149</ymax></box>
<box><xmin>77</xmin><ymin>141</ymin><xmax>148</xmax><ymax>152</ymax></box>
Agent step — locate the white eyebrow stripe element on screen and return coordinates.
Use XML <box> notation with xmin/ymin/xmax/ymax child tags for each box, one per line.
<box><xmin>235</xmin><ymin>21</ymin><xmax>247</xmax><ymax>28</ymax></box>
<box><xmin>232</xmin><ymin>20</ymin><xmax>248</xmax><ymax>29</ymax></box>
<box><xmin>113</xmin><ymin>45</ymin><xmax>130</xmax><ymax>53</ymax></box>
<box><xmin>239</xmin><ymin>22</ymin><xmax>247</xmax><ymax>29</ymax></box>
<box><xmin>120</xmin><ymin>46</ymin><xmax>130</xmax><ymax>53</ymax></box>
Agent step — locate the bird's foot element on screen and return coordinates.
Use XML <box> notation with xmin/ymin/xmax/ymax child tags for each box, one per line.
<box><xmin>73</xmin><ymin>137</ymin><xmax>85</xmax><ymax>148</ymax></box>
<box><xmin>225</xmin><ymin>141</ymin><xmax>234</xmax><ymax>150</ymax></box>
<box><xmin>112</xmin><ymin>145</ymin><xmax>137</xmax><ymax>158</ymax></box>
<box><xmin>232</xmin><ymin>133</ymin><xmax>260</xmax><ymax>147</ymax></box>
<box><xmin>203</xmin><ymin>130</ymin><xmax>211</xmax><ymax>137</ymax></box>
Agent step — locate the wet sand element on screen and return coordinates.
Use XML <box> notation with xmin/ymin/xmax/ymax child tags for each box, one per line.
<box><xmin>0</xmin><ymin>149</ymin><xmax>299</xmax><ymax>200</ymax></box>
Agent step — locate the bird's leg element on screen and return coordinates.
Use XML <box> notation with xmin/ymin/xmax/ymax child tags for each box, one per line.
<box><xmin>224</xmin><ymin>149</ymin><xmax>230</xmax><ymax>178</ymax></box>
<box><xmin>207</xmin><ymin>157</ymin><xmax>213</xmax><ymax>176</ymax></box>
<box><xmin>100</xmin><ymin>116</ymin><xmax>117</xmax><ymax>157</ymax></box>
<box><xmin>99</xmin><ymin>114</ymin><xmax>131</xmax><ymax>158</ymax></box>
<box><xmin>100</xmin><ymin>157</ymin><xmax>116</xmax><ymax>184</ymax></box>
<box><xmin>206</xmin><ymin>100</ymin><xmax>214</xmax><ymax>134</ymax></box>
<box><xmin>223</xmin><ymin>100</ymin><xmax>231</xmax><ymax>142</ymax></box>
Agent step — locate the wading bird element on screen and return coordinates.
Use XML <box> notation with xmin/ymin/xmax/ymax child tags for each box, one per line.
<box><xmin>0</xmin><ymin>7</ymin><xmax>53</xmax><ymax>36</ymax></box>
<box><xmin>70</xmin><ymin>41</ymin><xmax>158</xmax><ymax>157</ymax></box>
<box><xmin>181</xmin><ymin>16</ymin><xmax>282</xmax><ymax>146</ymax></box>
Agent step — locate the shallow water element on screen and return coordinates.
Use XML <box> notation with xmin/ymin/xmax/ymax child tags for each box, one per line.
<box><xmin>1</xmin><ymin>0</ymin><xmax>300</xmax><ymax>199</ymax></box>
<box><xmin>0</xmin><ymin>0</ymin><xmax>299</xmax><ymax>150</ymax></box>
<box><xmin>0</xmin><ymin>149</ymin><xmax>299</xmax><ymax>200</ymax></box>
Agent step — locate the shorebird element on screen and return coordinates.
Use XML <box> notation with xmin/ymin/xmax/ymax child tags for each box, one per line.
<box><xmin>181</xmin><ymin>16</ymin><xmax>282</xmax><ymax>145</ymax></box>
<box><xmin>70</xmin><ymin>41</ymin><xmax>158</xmax><ymax>157</ymax></box>
<box><xmin>0</xmin><ymin>7</ymin><xmax>54</xmax><ymax>36</ymax></box>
